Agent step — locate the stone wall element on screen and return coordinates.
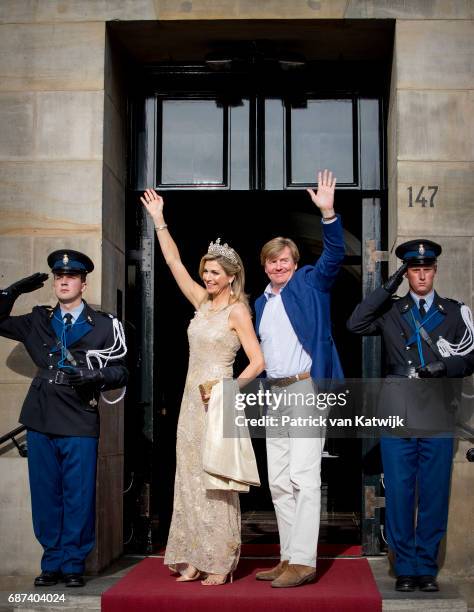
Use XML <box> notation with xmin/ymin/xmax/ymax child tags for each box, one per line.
<box><xmin>0</xmin><ymin>0</ymin><xmax>472</xmax><ymax>577</ymax></box>
<box><xmin>386</xmin><ymin>15</ymin><xmax>474</xmax><ymax>579</ymax></box>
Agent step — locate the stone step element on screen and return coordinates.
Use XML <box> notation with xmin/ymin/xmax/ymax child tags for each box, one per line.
<box><xmin>369</xmin><ymin>559</ymin><xmax>469</xmax><ymax>612</ymax></box>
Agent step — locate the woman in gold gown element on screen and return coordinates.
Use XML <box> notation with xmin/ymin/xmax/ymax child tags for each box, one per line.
<box><xmin>141</xmin><ymin>189</ymin><xmax>264</xmax><ymax>585</ymax></box>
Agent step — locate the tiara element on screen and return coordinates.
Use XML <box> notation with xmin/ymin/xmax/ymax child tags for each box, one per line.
<box><xmin>207</xmin><ymin>238</ymin><xmax>238</xmax><ymax>264</ymax></box>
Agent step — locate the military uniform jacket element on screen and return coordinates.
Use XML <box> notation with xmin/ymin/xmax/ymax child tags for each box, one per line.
<box><xmin>0</xmin><ymin>296</ymin><xmax>128</xmax><ymax>437</ymax></box>
<box><xmin>347</xmin><ymin>287</ymin><xmax>474</xmax><ymax>430</ymax></box>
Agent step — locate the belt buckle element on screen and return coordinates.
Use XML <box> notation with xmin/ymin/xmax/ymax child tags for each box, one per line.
<box><xmin>54</xmin><ymin>370</ymin><xmax>66</xmax><ymax>385</ymax></box>
<box><xmin>408</xmin><ymin>367</ymin><xmax>418</xmax><ymax>379</ymax></box>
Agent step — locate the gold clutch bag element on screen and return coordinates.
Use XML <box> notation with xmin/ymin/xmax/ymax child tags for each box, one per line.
<box><xmin>198</xmin><ymin>379</ymin><xmax>219</xmax><ymax>403</ymax></box>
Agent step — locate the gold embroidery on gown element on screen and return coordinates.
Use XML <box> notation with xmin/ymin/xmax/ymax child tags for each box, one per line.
<box><xmin>164</xmin><ymin>302</ymin><xmax>241</xmax><ymax>575</ymax></box>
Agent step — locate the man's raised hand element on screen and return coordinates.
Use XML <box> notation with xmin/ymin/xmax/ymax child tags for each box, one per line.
<box><xmin>306</xmin><ymin>169</ymin><xmax>336</xmax><ymax>218</ymax></box>
<box><xmin>5</xmin><ymin>272</ymin><xmax>49</xmax><ymax>298</ymax></box>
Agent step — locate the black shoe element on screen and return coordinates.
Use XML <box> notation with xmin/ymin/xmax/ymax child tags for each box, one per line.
<box><xmin>418</xmin><ymin>575</ymin><xmax>439</xmax><ymax>592</ymax></box>
<box><xmin>34</xmin><ymin>571</ymin><xmax>62</xmax><ymax>587</ymax></box>
<box><xmin>64</xmin><ymin>573</ymin><xmax>85</xmax><ymax>587</ymax></box>
<box><xmin>395</xmin><ymin>575</ymin><xmax>418</xmax><ymax>591</ymax></box>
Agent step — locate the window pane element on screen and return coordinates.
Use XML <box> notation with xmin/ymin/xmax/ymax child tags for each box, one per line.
<box><xmin>230</xmin><ymin>100</ymin><xmax>250</xmax><ymax>189</ymax></box>
<box><xmin>161</xmin><ymin>100</ymin><xmax>224</xmax><ymax>185</ymax></box>
<box><xmin>359</xmin><ymin>99</ymin><xmax>380</xmax><ymax>190</ymax></box>
<box><xmin>265</xmin><ymin>99</ymin><xmax>285</xmax><ymax>190</ymax></box>
<box><xmin>290</xmin><ymin>100</ymin><xmax>354</xmax><ymax>184</ymax></box>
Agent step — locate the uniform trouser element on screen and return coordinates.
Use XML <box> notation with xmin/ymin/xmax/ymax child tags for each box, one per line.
<box><xmin>380</xmin><ymin>436</ymin><xmax>454</xmax><ymax>577</ymax></box>
<box><xmin>26</xmin><ymin>430</ymin><xmax>98</xmax><ymax>574</ymax></box>
<box><xmin>265</xmin><ymin>378</ymin><xmax>325</xmax><ymax>568</ymax></box>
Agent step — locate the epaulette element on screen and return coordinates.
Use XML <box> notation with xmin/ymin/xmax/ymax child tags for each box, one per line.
<box><xmin>96</xmin><ymin>310</ymin><xmax>116</xmax><ymax>319</ymax></box>
<box><xmin>35</xmin><ymin>304</ymin><xmax>54</xmax><ymax>312</ymax></box>
<box><xmin>34</xmin><ymin>305</ymin><xmax>54</xmax><ymax>318</ymax></box>
<box><xmin>445</xmin><ymin>297</ymin><xmax>464</xmax><ymax>306</ymax></box>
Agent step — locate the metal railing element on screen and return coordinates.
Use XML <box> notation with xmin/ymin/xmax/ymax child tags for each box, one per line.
<box><xmin>0</xmin><ymin>425</ymin><xmax>27</xmax><ymax>457</ymax></box>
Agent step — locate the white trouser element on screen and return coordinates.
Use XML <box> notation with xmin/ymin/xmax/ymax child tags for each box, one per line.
<box><xmin>265</xmin><ymin>378</ymin><xmax>325</xmax><ymax>568</ymax></box>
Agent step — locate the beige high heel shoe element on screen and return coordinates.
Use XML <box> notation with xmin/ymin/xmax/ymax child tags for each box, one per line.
<box><xmin>176</xmin><ymin>565</ymin><xmax>202</xmax><ymax>582</ymax></box>
<box><xmin>201</xmin><ymin>572</ymin><xmax>233</xmax><ymax>586</ymax></box>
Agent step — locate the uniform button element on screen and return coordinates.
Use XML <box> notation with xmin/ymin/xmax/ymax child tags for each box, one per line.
<box><xmin>48</xmin><ymin>379</ymin><xmax>53</xmax><ymax>384</ymax></box>
<box><xmin>48</xmin><ymin>353</ymin><xmax>53</xmax><ymax>357</ymax></box>
<box><xmin>48</xmin><ymin>365</ymin><xmax>53</xmax><ymax>370</ymax></box>
<box><xmin>405</xmin><ymin>346</ymin><xmax>410</xmax><ymax>350</ymax></box>
<box><xmin>408</xmin><ymin>360</ymin><xmax>412</xmax><ymax>365</ymax></box>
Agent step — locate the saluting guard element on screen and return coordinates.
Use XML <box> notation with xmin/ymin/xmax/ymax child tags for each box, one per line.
<box><xmin>347</xmin><ymin>240</ymin><xmax>474</xmax><ymax>592</ymax></box>
<box><xmin>0</xmin><ymin>250</ymin><xmax>128</xmax><ymax>588</ymax></box>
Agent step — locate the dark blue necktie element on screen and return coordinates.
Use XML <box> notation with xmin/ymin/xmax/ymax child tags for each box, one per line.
<box><xmin>418</xmin><ymin>298</ymin><xmax>426</xmax><ymax>320</ymax></box>
<box><xmin>63</xmin><ymin>313</ymin><xmax>73</xmax><ymax>330</ymax></box>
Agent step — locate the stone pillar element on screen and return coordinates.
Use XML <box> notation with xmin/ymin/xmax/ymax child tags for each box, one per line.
<box><xmin>385</xmin><ymin>15</ymin><xmax>474</xmax><ymax>579</ymax></box>
<box><xmin>0</xmin><ymin>0</ymin><xmax>124</xmax><ymax>574</ymax></box>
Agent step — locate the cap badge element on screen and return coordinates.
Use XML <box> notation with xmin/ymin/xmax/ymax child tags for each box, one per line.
<box><xmin>418</xmin><ymin>244</ymin><xmax>425</xmax><ymax>256</ymax></box>
<box><xmin>63</xmin><ymin>253</ymin><xmax>69</xmax><ymax>265</ymax></box>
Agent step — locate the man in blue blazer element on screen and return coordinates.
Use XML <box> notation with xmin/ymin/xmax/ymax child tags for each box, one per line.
<box><xmin>254</xmin><ymin>170</ymin><xmax>345</xmax><ymax>587</ymax></box>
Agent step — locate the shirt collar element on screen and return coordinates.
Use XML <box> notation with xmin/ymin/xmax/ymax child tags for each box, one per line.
<box><xmin>410</xmin><ymin>290</ymin><xmax>435</xmax><ymax>310</ymax></box>
<box><xmin>264</xmin><ymin>282</ymin><xmax>289</xmax><ymax>299</ymax></box>
<box><xmin>60</xmin><ymin>301</ymin><xmax>85</xmax><ymax>323</ymax></box>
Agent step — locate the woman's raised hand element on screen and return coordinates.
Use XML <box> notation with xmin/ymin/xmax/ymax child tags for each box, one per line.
<box><xmin>140</xmin><ymin>188</ymin><xmax>164</xmax><ymax>221</ymax></box>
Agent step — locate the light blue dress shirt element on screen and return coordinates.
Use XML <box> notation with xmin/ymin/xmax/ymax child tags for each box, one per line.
<box><xmin>60</xmin><ymin>301</ymin><xmax>85</xmax><ymax>324</ymax></box>
<box><xmin>410</xmin><ymin>290</ymin><xmax>434</xmax><ymax>314</ymax></box>
<box><xmin>259</xmin><ymin>283</ymin><xmax>312</xmax><ymax>378</ymax></box>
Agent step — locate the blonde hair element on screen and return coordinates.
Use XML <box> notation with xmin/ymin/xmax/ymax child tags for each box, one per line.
<box><xmin>198</xmin><ymin>251</ymin><xmax>249</xmax><ymax>310</ymax></box>
<box><xmin>260</xmin><ymin>237</ymin><xmax>300</xmax><ymax>266</ymax></box>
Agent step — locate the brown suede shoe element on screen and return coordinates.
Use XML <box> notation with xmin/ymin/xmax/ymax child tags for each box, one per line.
<box><xmin>255</xmin><ymin>560</ymin><xmax>289</xmax><ymax>581</ymax></box>
<box><xmin>271</xmin><ymin>564</ymin><xmax>317</xmax><ymax>588</ymax></box>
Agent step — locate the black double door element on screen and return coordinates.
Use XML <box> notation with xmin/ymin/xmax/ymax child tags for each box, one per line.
<box><xmin>125</xmin><ymin>66</ymin><xmax>386</xmax><ymax>553</ymax></box>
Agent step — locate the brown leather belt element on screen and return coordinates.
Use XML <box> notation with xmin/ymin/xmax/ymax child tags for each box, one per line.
<box><xmin>267</xmin><ymin>371</ymin><xmax>311</xmax><ymax>388</ymax></box>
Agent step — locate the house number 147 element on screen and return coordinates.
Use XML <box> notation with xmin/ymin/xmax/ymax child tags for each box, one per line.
<box><xmin>407</xmin><ymin>186</ymin><xmax>438</xmax><ymax>207</ymax></box>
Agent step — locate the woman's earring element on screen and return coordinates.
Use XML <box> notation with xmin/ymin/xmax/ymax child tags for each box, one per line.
<box><xmin>229</xmin><ymin>280</ymin><xmax>234</xmax><ymax>296</ymax></box>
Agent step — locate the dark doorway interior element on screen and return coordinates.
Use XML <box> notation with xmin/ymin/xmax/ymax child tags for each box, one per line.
<box><xmin>151</xmin><ymin>189</ymin><xmax>363</xmax><ymax>546</ymax></box>
<box><xmin>119</xmin><ymin>17</ymin><xmax>393</xmax><ymax>553</ymax></box>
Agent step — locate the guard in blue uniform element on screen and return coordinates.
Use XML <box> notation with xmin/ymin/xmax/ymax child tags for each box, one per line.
<box><xmin>347</xmin><ymin>240</ymin><xmax>474</xmax><ymax>592</ymax></box>
<box><xmin>0</xmin><ymin>251</ymin><xmax>128</xmax><ymax>587</ymax></box>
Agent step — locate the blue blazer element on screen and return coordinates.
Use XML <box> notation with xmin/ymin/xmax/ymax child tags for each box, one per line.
<box><xmin>255</xmin><ymin>216</ymin><xmax>345</xmax><ymax>381</ymax></box>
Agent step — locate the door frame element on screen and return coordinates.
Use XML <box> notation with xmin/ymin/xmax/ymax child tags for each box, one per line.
<box><xmin>126</xmin><ymin>64</ymin><xmax>387</xmax><ymax>555</ymax></box>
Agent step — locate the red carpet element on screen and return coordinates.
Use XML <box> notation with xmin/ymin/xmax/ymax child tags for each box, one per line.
<box><xmin>101</xmin><ymin>557</ymin><xmax>381</xmax><ymax>612</ymax></box>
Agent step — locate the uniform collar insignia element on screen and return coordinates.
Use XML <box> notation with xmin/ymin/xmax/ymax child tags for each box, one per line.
<box><xmin>432</xmin><ymin>291</ymin><xmax>447</xmax><ymax>315</ymax></box>
<box><xmin>83</xmin><ymin>301</ymin><xmax>95</xmax><ymax>326</ymax></box>
<box><xmin>396</xmin><ymin>293</ymin><xmax>413</xmax><ymax>313</ymax></box>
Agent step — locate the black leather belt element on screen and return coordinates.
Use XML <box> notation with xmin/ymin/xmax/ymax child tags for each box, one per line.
<box><xmin>387</xmin><ymin>365</ymin><xmax>419</xmax><ymax>379</ymax></box>
<box><xmin>36</xmin><ymin>368</ymin><xmax>72</xmax><ymax>386</ymax></box>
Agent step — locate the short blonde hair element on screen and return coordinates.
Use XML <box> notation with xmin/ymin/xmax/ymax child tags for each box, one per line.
<box><xmin>260</xmin><ymin>237</ymin><xmax>300</xmax><ymax>266</ymax></box>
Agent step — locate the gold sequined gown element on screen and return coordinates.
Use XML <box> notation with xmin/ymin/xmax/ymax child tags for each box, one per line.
<box><xmin>164</xmin><ymin>302</ymin><xmax>241</xmax><ymax>575</ymax></box>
